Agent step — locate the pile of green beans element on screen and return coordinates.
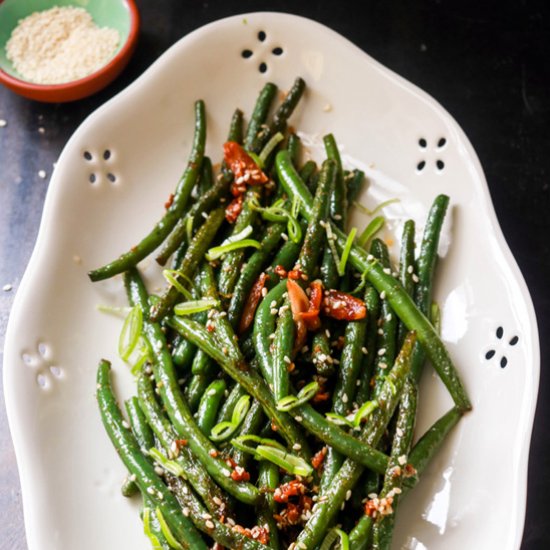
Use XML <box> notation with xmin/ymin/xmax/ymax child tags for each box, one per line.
<box><xmin>92</xmin><ymin>77</ymin><xmax>470</xmax><ymax>550</ymax></box>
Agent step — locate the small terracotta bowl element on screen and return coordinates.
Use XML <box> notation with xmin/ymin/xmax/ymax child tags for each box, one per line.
<box><xmin>0</xmin><ymin>0</ymin><xmax>139</xmax><ymax>102</ymax></box>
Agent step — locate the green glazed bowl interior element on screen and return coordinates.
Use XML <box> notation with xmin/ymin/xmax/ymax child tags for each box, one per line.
<box><xmin>0</xmin><ymin>0</ymin><xmax>132</xmax><ymax>81</ymax></box>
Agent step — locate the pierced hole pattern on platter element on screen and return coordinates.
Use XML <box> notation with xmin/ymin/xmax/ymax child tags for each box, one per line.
<box><xmin>416</xmin><ymin>136</ymin><xmax>447</xmax><ymax>173</ymax></box>
<box><xmin>20</xmin><ymin>341</ymin><xmax>64</xmax><ymax>390</ymax></box>
<box><xmin>83</xmin><ymin>149</ymin><xmax>118</xmax><ymax>186</ymax></box>
<box><xmin>240</xmin><ymin>29</ymin><xmax>284</xmax><ymax>74</ymax></box>
<box><xmin>485</xmin><ymin>326</ymin><xmax>519</xmax><ymax>369</ymax></box>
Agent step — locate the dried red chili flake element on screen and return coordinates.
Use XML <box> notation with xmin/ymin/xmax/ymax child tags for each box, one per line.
<box><xmin>231</xmin><ymin>466</ymin><xmax>251</xmax><ymax>482</ymax></box>
<box><xmin>225</xmin><ymin>194</ymin><xmax>244</xmax><ymax>223</ymax></box>
<box><xmin>232</xmin><ymin>524</ymin><xmax>270</xmax><ymax>545</ymax></box>
<box><xmin>300</xmin><ymin>280</ymin><xmax>323</xmax><ymax>331</ymax></box>
<box><xmin>223</xmin><ymin>141</ymin><xmax>269</xmax><ymax>186</ymax></box>
<box><xmin>175</xmin><ymin>439</ymin><xmax>188</xmax><ymax>447</ymax></box>
<box><xmin>164</xmin><ymin>193</ymin><xmax>175</xmax><ymax>209</ymax></box>
<box><xmin>273</xmin><ymin>479</ymin><xmax>307</xmax><ymax>503</ymax></box>
<box><xmin>287</xmin><ymin>268</ymin><xmax>304</xmax><ymax>280</ymax></box>
<box><xmin>364</xmin><ymin>499</ymin><xmax>378</xmax><ymax>518</ymax></box>
<box><xmin>311</xmin><ymin>446</ymin><xmax>328</xmax><ymax>470</ymax></box>
<box><xmin>274</xmin><ymin>495</ymin><xmax>313</xmax><ymax>528</ymax></box>
<box><xmin>323</xmin><ymin>289</ymin><xmax>367</xmax><ymax>321</ymax></box>
<box><xmin>239</xmin><ymin>272</ymin><xmax>269</xmax><ymax>334</ymax></box>
<box><xmin>212</xmin><ymin>543</ymin><xmax>225</xmax><ymax>550</ymax></box>
<box><xmin>225</xmin><ymin>457</ymin><xmax>237</xmax><ymax>469</ymax></box>
<box><xmin>274</xmin><ymin>265</ymin><xmax>288</xmax><ymax>278</ymax></box>
<box><xmin>312</xmin><ymin>391</ymin><xmax>331</xmax><ymax>404</ymax></box>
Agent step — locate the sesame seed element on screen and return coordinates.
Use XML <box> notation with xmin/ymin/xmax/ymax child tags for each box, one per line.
<box><xmin>38</xmin><ymin>126</ymin><xmax>45</xmax><ymax>134</ymax></box>
<box><xmin>129</xmin><ymin>474</ymin><xmax>137</xmax><ymax>482</ymax></box>
<box><xmin>383</xmin><ymin>267</ymin><xmax>391</xmax><ymax>275</ymax></box>
<box><xmin>283</xmin><ymin>355</ymin><xmax>291</xmax><ymax>364</ymax></box>
<box><xmin>342</xmin><ymin>394</ymin><xmax>349</xmax><ymax>403</ymax></box>
<box><xmin>292</xmin><ymin>443</ymin><xmax>302</xmax><ymax>451</ymax></box>
<box><xmin>223</xmin><ymin>469</ymin><xmax>231</xmax><ymax>477</ymax></box>
<box><xmin>38</xmin><ymin>170</ymin><xmax>47</xmax><ymax>179</ymax></box>
<box><xmin>396</xmin><ymin>427</ymin><xmax>404</xmax><ymax>437</ymax></box>
<box><xmin>183</xmin><ymin>507</ymin><xmax>190</xmax><ymax>516</ymax></box>
<box><xmin>325</xmin><ymin>329</ymin><xmax>331</xmax><ymax>338</ymax></box>
<box><xmin>323</xmin><ymin>103</ymin><xmax>332</xmax><ymax>112</ymax></box>
<box><xmin>295</xmin><ymin>416</ymin><xmax>303</xmax><ymax>422</ymax></box>
<box><xmin>298</xmin><ymin>543</ymin><xmax>307</xmax><ymax>549</ymax></box>
<box><xmin>378</xmin><ymin>328</ymin><xmax>384</xmax><ymax>335</ymax></box>
<box><xmin>213</xmin><ymin>496</ymin><xmax>222</xmax><ymax>505</ymax></box>
<box><xmin>346</xmin><ymin>489</ymin><xmax>352</xmax><ymax>500</ymax></box>
<box><xmin>378</xmin><ymin>348</ymin><xmax>386</xmax><ymax>356</ymax></box>
<box><xmin>205</xmin><ymin>520</ymin><xmax>215</xmax><ymax>529</ymax></box>
<box><xmin>281</xmin><ymin>233</ymin><xmax>289</xmax><ymax>241</ymax></box>
<box><xmin>398</xmin><ymin>454</ymin><xmax>407</xmax><ymax>465</ymax></box>
<box><xmin>407</xmin><ymin>265</ymin><xmax>414</xmax><ymax>274</ymax></box>
<box><xmin>270</xmin><ymin>300</ymin><xmax>277</xmax><ymax>308</ymax></box>
<box><xmin>0</xmin><ymin>119</ymin><xmax>6</xmax><ymax>127</ymax></box>
<box><xmin>270</xmin><ymin>308</ymin><xmax>278</xmax><ymax>315</ymax></box>
<box><xmin>201</xmin><ymin>211</ymin><xmax>209</xmax><ymax>219</ymax></box>
<box><xmin>356</xmin><ymin>380</ymin><xmax>361</xmax><ymax>386</ymax></box>
<box><xmin>367</xmin><ymin>254</ymin><xmax>374</xmax><ymax>262</ymax></box>
<box><xmin>412</xmin><ymin>274</ymin><xmax>419</xmax><ymax>283</ymax></box>
<box><xmin>333</xmin><ymin>214</ymin><xmax>342</xmax><ymax>221</ymax></box>
<box><xmin>202</xmin><ymin>513</ymin><xmax>212</xmax><ymax>520</ymax></box>
<box><xmin>386</xmin><ymin>314</ymin><xmax>392</xmax><ymax>321</ymax></box>
<box><xmin>380</xmin><ymin>291</ymin><xmax>386</xmax><ymax>300</ymax></box>
<box><xmin>361</xmin><ymin>346</ymin><xmax>368</xmax><ymax>354</ymax></box>
<box><xmin>155</xmin><ymin>466</ymin><xmax>164</xmax><ymax>476</ymax></box>
<box><xmin>121</xmin><ymin>420</ymin><xmax>130</xmax><ymax>429</ymax></box>
<box><xmin>3</xmin><ymin>284</ymin><xmax>12</xmax><ymax>292</ymax></box>
<box><xmin>379</xmin><ymin>362</ymin><xmax>388</xmax><ymax>369</ymax></box>
<box><xmin>146</xmin><ymin>487</ymin><xmax>155</xmax><ymax>495</ymax></box>
<box><xmin>261</xmin><ymin>287</ymin><xmax>268</xmax><ymax>297</ymax></box>
<box><xmin>268</xmin><ymin>333</ymin><xmax>276</xmax><ymax>340</ymax></box>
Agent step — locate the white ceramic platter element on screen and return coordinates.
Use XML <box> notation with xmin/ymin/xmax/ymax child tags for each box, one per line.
<box><xmin>4</xmin><ymin>12</ymin><xmax>539</xmax><ymax>550</ymax></box>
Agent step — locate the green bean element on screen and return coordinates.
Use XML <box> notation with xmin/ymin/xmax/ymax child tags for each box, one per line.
<box><xmin>332</xmin><ymin>308</ymin><xmax>368</xmax><ymax>415</ymax></box>
<box><xmin>125</xmin><ymin>396</ymin><xmax>155</xmax><ymax>454</ymax></box>
<box><xmin>228</xmin><ymin>108</ymin><xmax>244</xmax><ymax>144</ymax></box>
<box><xmin>269</xmin><ymin>77</ymin><xmax>306</xmax><ymax>137</ymax></box>
<box><xmin>232</xmin><ymin>400</ymin><xmax>265</xmax><ymax>468</ymax></box>
<box><xmin>355</xmin><ymin>285</ymin><xmax>381</xmax><ymax>405</ymax></box>
<box><xmin>370</xmin><ymin>239</ymin><xmax>398</xmax><ymax>398</ymax></box>
<box><xmin>294</xmin><ymin>333</ymin><xmax>416</xmax><ymax>548</ymax></box>
<box><xmin>169</xmin><ymin>316</ymin><xmax>311</xmax><ymax>459</ymax></box>
<box><xmin>275</xmin><ymin>149</ymin><xmax>471</xmax><ymax>411</ymax></box>
<box><xmin>272</xmin><ymin>305</ymin><xmax>294</xmax><ymax>401</ymax></box>
<box><xmin>319</xmin><ymin>446</ymin><xmax>344</xmax><ymax>495</ymax></box>
<box><xmin>125</xmin><ymin>268</ymin><xmax>260</xmax><ymax>505</ymax></box>
<box><xmin>299</xmin><ymin>160</ymin><xmax>317</xmax><ymax>186</ymax></box>
<box><xmin>257</xmin><ymin>461</ymin><xmax>280</xmax><ymax>549</ymax></box>
<box><xmin>245</xmin><ymin>82</ymin><xmax>278</xmax><ymax>153</ymax></box>
<box><xmin>227</xmin><ymin>221</ymin><xmax>285</xmax><ymax>328</ymax></box>
<box><xmin>150</xmin><ymin>208</ymin><xmax>225</xmax><ymax>322</ymax></box>
<box><xmin>346</xmin><ymin>169</ymin><xmax>366</xmax><ymax>204</ymax></box>
<box><xmin>405</xmin><ymin>406</ymin><xmax>463</xmax><ymax>487</ymax></box>
<box><xmin>137</xmin><ymin>372</ymin><xmax>231</xmax><ymax>517</ymax></box>
<box><xmin>96</xmin><ymin>360</ymin><xmax>207</xmax><ymax>549</ymax></box>
<box><xmin>197</xmin><ymin>156</ymin><xmax>214</xmax><ymax>195</ymax></box>
<box><xmin>196</xmin><ymin>379</ymin><xmax>227</xmax><ymax>435</ymax></box>
<box><xmin>311</xmin><ymin>331</ymin><xmax>335</xmax><ymax>376</ymax></box>
<box><xmin>265</xmin><ymin>235</ymin><xmax>303</xmax><ymax>287</ymax></box>
<box><xmin>171</xmin><ymin>334</ymin><xmax>195</xmax><ymax>369</ymax></box>
<box><xmin>287</xmin><ymin>132</ymin><xmax>301</xmax><ymax>164</ymax></box>
<box><xmin>411</xmin><ymin>194</ymin><xmax>449</xmax><ymax>382</ymax></box>
<box><xmin>320</xmin><ymin>246</ymin><xmax>339</xmax><ymax>290</ymax></box>
<box><xmin>371</xmin><ymin>381</ymin><xmax>417</xmax><ymax>549</ymax></box>
<box><xmin>121</xmin><ymin>475</ymin><xmax>139</xmax><ymax>498</ymax></box>
<box><xmin>191</xmin><ymin>349</ymin><xmax>213</xmax><ymax>375</ymax></box>
<box><xmin>252</xmin><ymin>279</ymin><xmax>287</xmax><ymax>384</ymax></box>
<box><xmin>216</xmin><ymin>382</ymin><xmax>247</xmax><ymax>424</ymax></box>
<box><xmin>287</xmin><ymin>403</ymin><xmax>389</xmax><ymax>474</ymax></box>
<box><xmin>323</xmin><ymin>133</ymin><xmax>347</xmax><ymax>230</ymax></box>
<box><xmin>167</xmin><ymin>475</ymin><xmax>265</xmax><ymax>550</ymax></box>
<box><xmin>218</xmin><ymin>188</ymin><xmax>261</xmax><ymax>299</ymax></box>
<box><xmin>89</xmin><ymin>100</ymin><xmax>206</xmax><ymax>282</ymax></box>
<box><xmin>184</xmin><ymin>373</ymin><xmax>214</xmax><ymax>412</ymax></box>
<box><xmin>397</xmin><ymin>220</ymin><xmax>416</xmax><ymax>345</ymax></box>
<box><xmin>156</xmin><ymin>174</ymin><xmax>231</xmax><ymax>266</ymax></box>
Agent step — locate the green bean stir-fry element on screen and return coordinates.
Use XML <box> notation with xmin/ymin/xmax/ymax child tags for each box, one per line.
<box><xmin>92</xmin><ymin>78</ymin><xmax>470</xmax><ymax>550</ymax></box>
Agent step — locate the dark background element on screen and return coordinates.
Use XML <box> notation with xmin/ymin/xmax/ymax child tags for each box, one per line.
<box><xmin>1</xmin><ymin>1</ymin><xmax>548</xmax><ymax>548</ymax></box>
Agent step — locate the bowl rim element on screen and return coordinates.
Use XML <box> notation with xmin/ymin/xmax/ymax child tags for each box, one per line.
<box><xmin>0</xmin><ymin>0</ymin><xmax>140</xmax><ymax>92</ymax></box>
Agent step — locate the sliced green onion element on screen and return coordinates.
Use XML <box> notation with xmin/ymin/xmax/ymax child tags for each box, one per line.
<box><xmin>220</xmin><ymin>224</ymin><xmax>253</xmax><ymax>247</ymax></box>
<box><xmin>155</xmin><ymin>507</ymin><xmax>184</xmax><ymax>550</ymax></box>
<box><xmin>259</xmin><ymin>132</ymin><xmax>284</xmax><ymax>165</ymax></box>
<box><xmin>353</xmin><ymin>197</ymin><xmax>400</xmax><ymax>216</ymax></box>
<box><xmin>143</xmin><ymin>507</ymin><xmax>163</xmax><ymax>549</ymax></box>
<box><xmin>149</xmin><ymin>447</ymin><xmax>186</xmax><ymax>478</ymax></box>
<box><xmin>255</xmin><ymin>445</ymin><xmax>313</xmax><ymax>477</ymax></box>
<box><xmin>338</xmin><ymin>227</ymin><xmax>357</xmax><ymax>276</ymax></box>
<box><xmin>174</xmin><ymin>298</ymin><xmax>219</xmax><ymax>316</ymax></box>
<box><xmin>325</xmin><ymin>222</ymin><xmax>342</xmax><ymax>270</ymax></box>
<box><xmin>231</xmin><ymin>394</ymin><xmax>251</xmax><ymax>425</ymax></box>
<box><xmin>205</xmin><ymin>239</ymin><xmax>261</xmax><ymax>261</ymax></box>
<box><xmin>210</xmin><ymin>395</ymin><xmax>251</xmax><ymax>442</ymax></box>
<box><xmin>287</xmin><ymin>216</ymin><xmax>302</xmax><ymax>243</ymax></box>
<box><xmin>431</xmin><ymin>301</ymin><xmax>441</xmax><ymax>335</ymax></box>
<box><xmin>119</xmin><ymin>305</ymin><xmax>143</xmax><ymax>361</ymax></box>
<box><xmin>163</xmin><ymin>269</ymin><xmax>194</xmax><ymax>300</ymax></box>
<box><xmin>291</xmin><ymin>194</ymin><xmax>301</xmax><ymax>219</ymax></box>
<box><xmin>96</xmin><ymin>304</ymin><xmax>131</xmax><ymax>316</ymax></box>
<box><xmin>353</xmin><ymin>400</ymin><xmax>379</xmax><ymax>427</ymax></box>
<box><xmin>231</xmin><ymin>434</ymin><xmax>287</xmax><ymax>455</ymax></box>
<box><xmin>325</xmin><ymin>412</ymin><xmax>355</xmax><ymax>429</ymax></box>
<box><xmin>357</xmin><ymin>216</ymin><xmax>385</xmax><ymax>248</ymax></box>
<box><xmin>247</xmin><ymin>151</ymin><xmax>263</xmax><ymax>169</ymax></box>
<box><xmin>130</xmin><ymin>348</ymin><xmax>150</xmax><ymax>376</ymax></box>
<box><xmin>320</xmin><ymin>527</ymin><xmax>350</xmax><ymax>550</ymax></box>
<box><xmin>276</xmin><ymin>381</ymin><xmax>319</xmax><ymax>411</ymax></box>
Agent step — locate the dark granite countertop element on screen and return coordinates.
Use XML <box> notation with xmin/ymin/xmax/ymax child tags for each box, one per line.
<box><xmin>1</xmin><ymin>1</ymin><xmax>548</xmax><ymax>548</ymax></box>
